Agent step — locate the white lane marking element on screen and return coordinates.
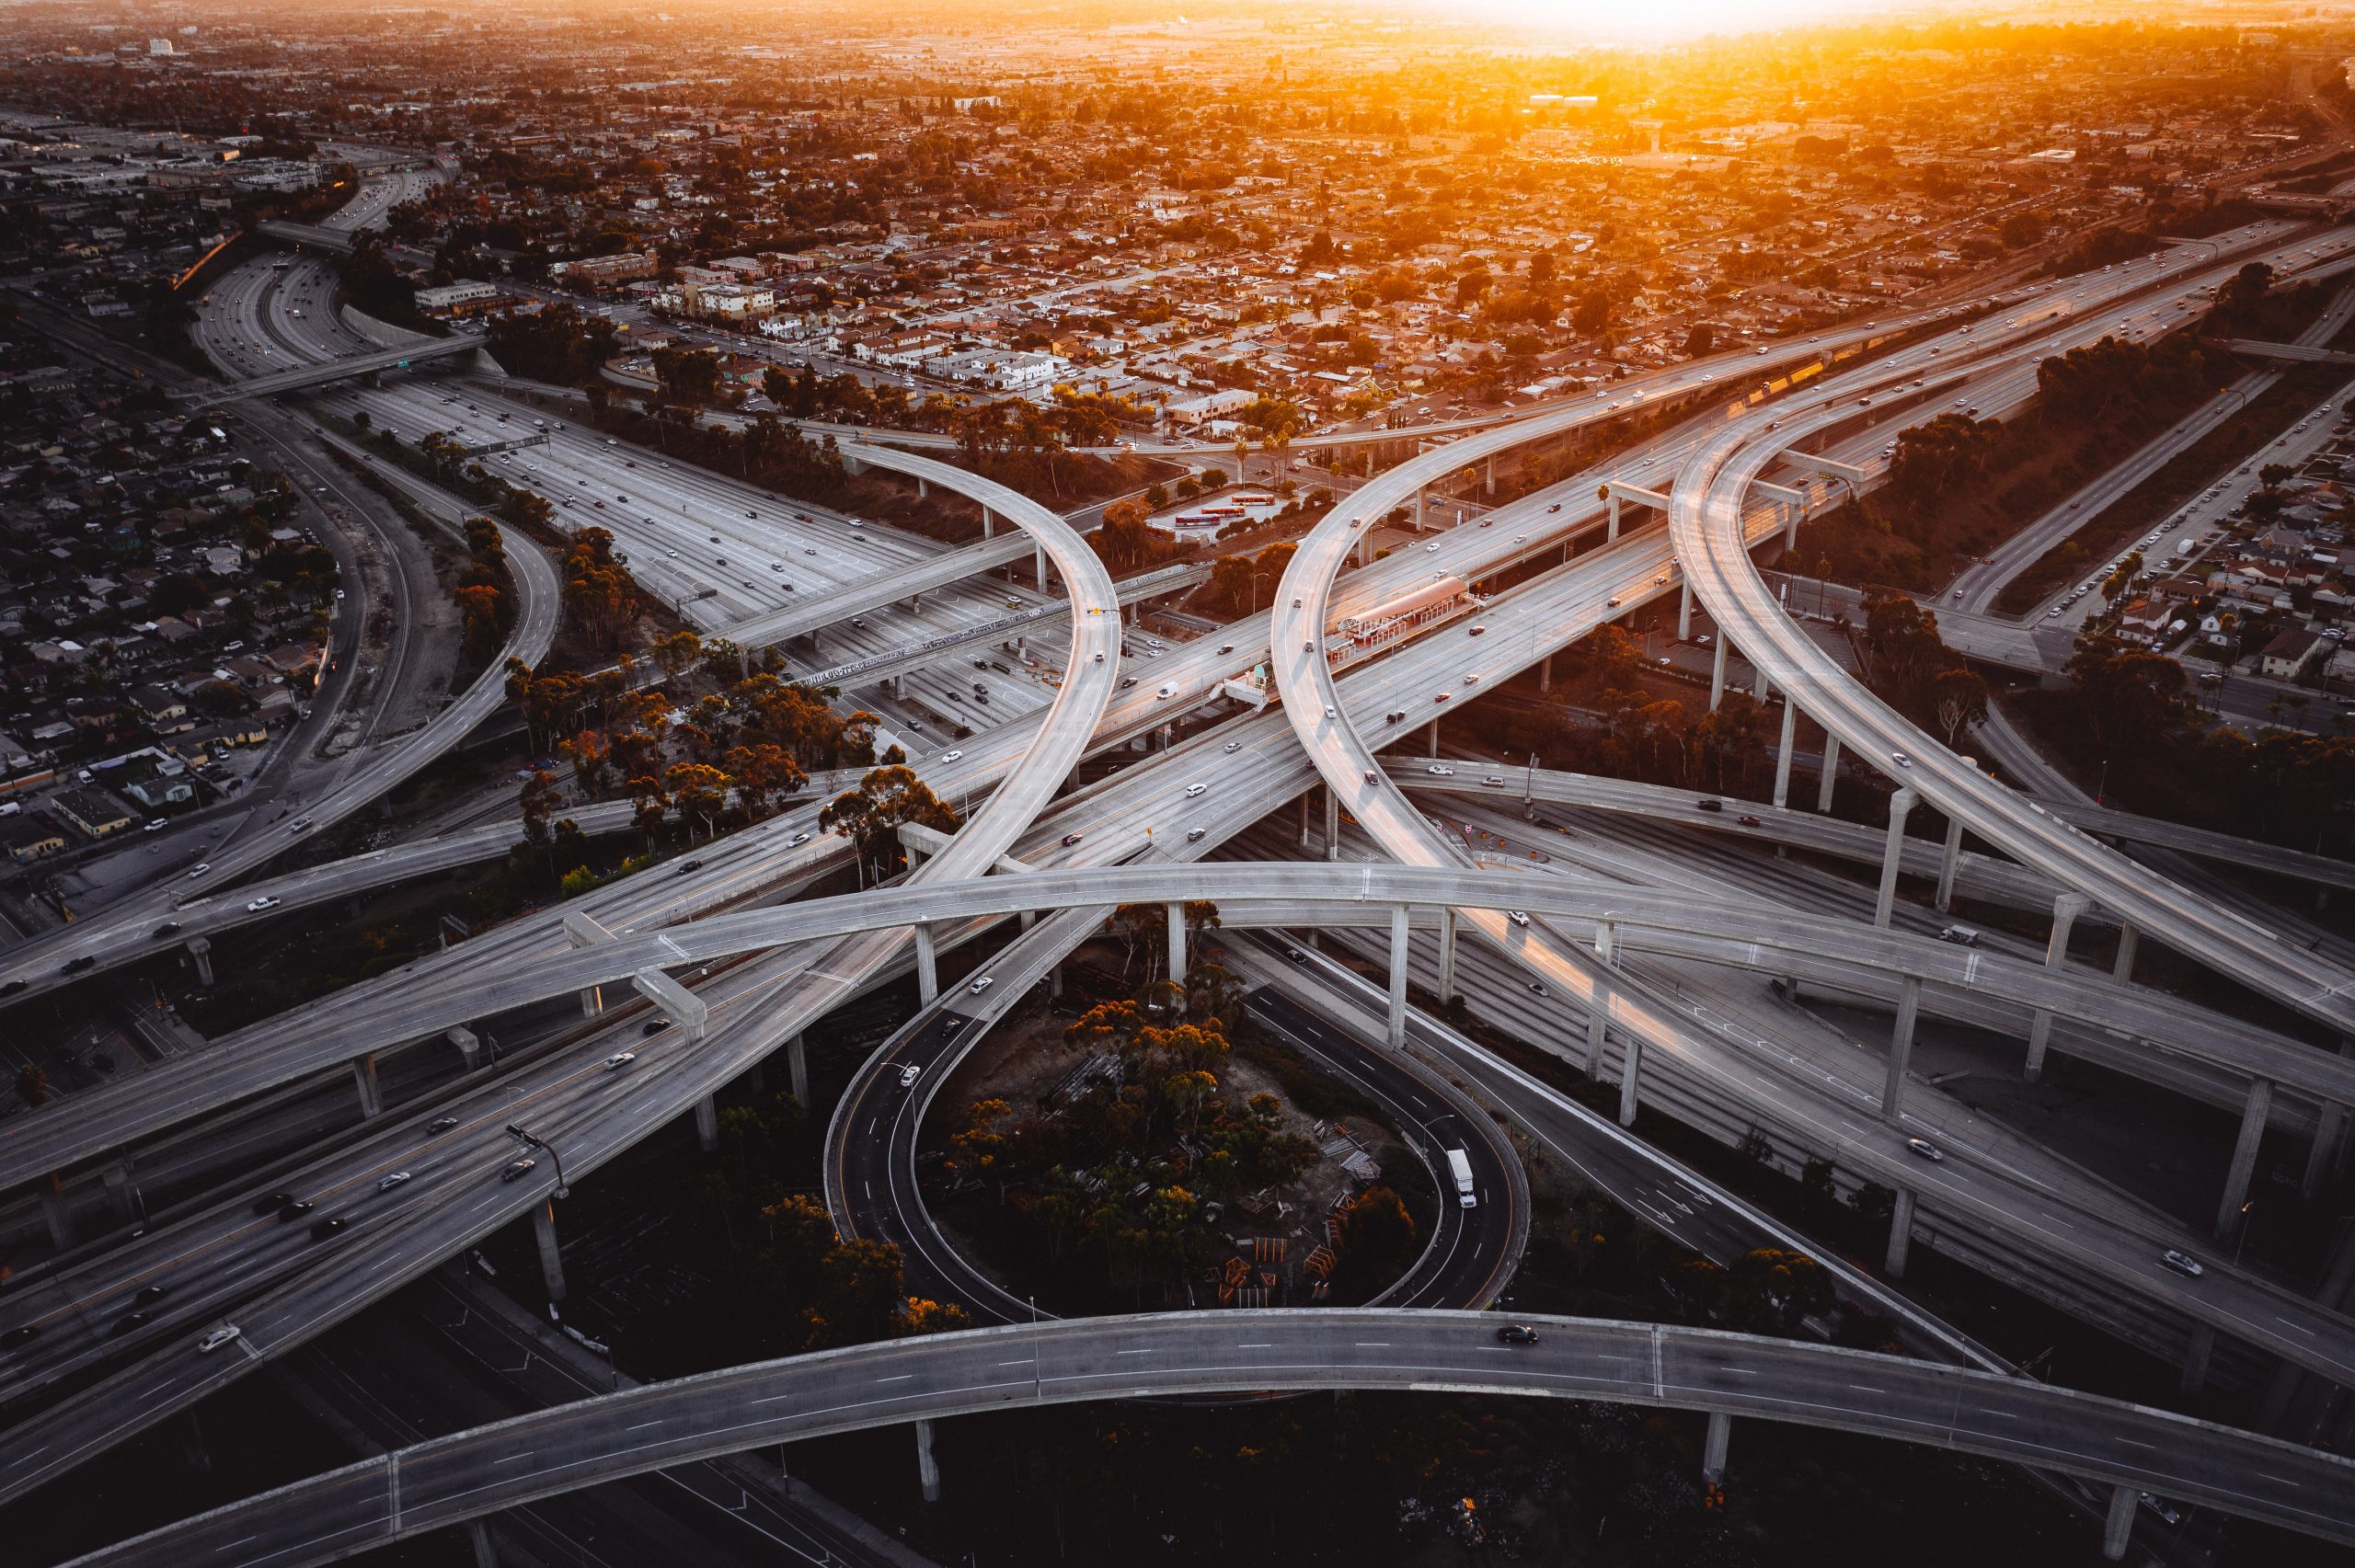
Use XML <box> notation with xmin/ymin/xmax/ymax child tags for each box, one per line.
<box><xmin>876</xmin><ymin>1374</ymin><xmax>913</xmax><ymax>1383</ymax></box>
<box><xmin>626</xmin><ymin>1420</ymin><xmax>663</xmax><ymax>1432</ymax></box>
<box><xmin>1237</xmin><ymin>1343</ymin><xmax>1272</xmax><ymax>1349</ymax></box>
<box><xmin>493</xmin><ymin>1452</ymin><xmax>532</xmax><ymax>1464</ymax></box>
<box><xmin>1116</xmin><ymin>1348</ymin><xmax>1155</xmax><ymax>1356</ymax></box>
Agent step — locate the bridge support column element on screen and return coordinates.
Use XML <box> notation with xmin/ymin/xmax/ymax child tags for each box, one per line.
<box><xmin>468</xmin><ymin>1521</ymin><xmax>499</xmax><ymax>1568</ymax></box>
<box><xmin>1166</xmin><ymin>903</ymin><xmax>1186</xmax><ymax>983</ymax></box>
<box><xmin>695</xmin><ymin>1093</ymin><xmax>719</xmax><ymax>1153</ymax></box>
<box><xmin>1050</xmin><ymin>964</ymin><xmax>1064</xmax><ymax>1001</ymax></box>
<box><xmin>1034</xmin><ymin>544</ymin><xmax>1047</xmax><ymax>591</ymax></box>
<box><xmin>1539</xmin><ymin>654</ymin><xmax>1552</xmax><ymax>694</ymax></box>
<box><xmin>1436</xmin><ymin>909</ymin><xmax>1457</xmax><ymax>1002</ymax></box>
<box><xmin>1299</xmin><ymin>792</ymin><xmax>1312</xmax><ymax>850</ymax></box>
<box><xmin>915</xmin><ymin>1417</ymin><xmax>941</xmax><ymax>1503</ymax></box>
<box><xmin>1816</xmin><ymin>734</ymin><xmax>1839</xmax><ymax>813</ymax></box>
<box><xmin>2024</xmin><ymin>894</ymin><xmax>2089</xmax><ymax>1082</ymax></box>
<box><xmin>2217</xmin><ymin>1078</ymin><xmax>2273</xmax><ymax>1237</ymax></box>
<box><xmin>1873</xmin><ymin>788</ymin><xmax>1917</xmax><ymax>929</ymax></box>
<box><xmin>1484</xmin><ymin>456</ymin><xmax>1495</xmax><ymax>496</ymax></box>
<box><xmin>580</xmin><ymin>982</ymin><xmax>602</xmax><ymax>1018</ymax></box>
<box><xmin>1415</xmin><ymin>486</ymin><xmax>1426</xmax><ymax>531</ymax></box>
<box><xmin>2180</xmin><ymin>1322</ymin><xmax>2215</xmax><ymax>1396</ymax></box>
<box><xmin>102</xmin><ymin>1163</ymin><xmax>141</xmax><ymax>1227</ymax></box>
<box><xmin>2102</xmin><ymin>1482</ymin><xmax>2136</xmax><ymax>1562</ymax></box>
<box><xmin>1701</xmin><ymin>1411</ymin><xmax>1730</xmax><ymax>1485</ymax></box>
<box><xmin>1883</xmin><ymin>976</ymin><xmax>1920</xmax><ymax>1121</ymax></box>
<box><xmin>186</xmin><ymin>936</ymin><xmax>213</xmax><ymax>987</ymax></box>
<box><xmin>2112</xmin><ymin>921</ymin><xmax>2139</xmax><ymax>985</ymax></box>
<box><xmin>1324</xmin><ymin>787</ymin><xmax>1339</xmax><ymax>862</ymax></box>
<box><xmin>448</xmin><ymin>1026</ymin><xmax>481</xmax><ymax>1070</ymax></box>
<box><xmin>1935</xmin><ymin>806</ymin><xmax>1965</xmax><ymax>913</ymax></box>
<box><xmin>1617</xmin><ymin>1030</ymin><xmax>1643</xmax><ymax>1127</ymax></box>
<box><xmin>787</xmin><ymin>1033</ymin><xmax>810</xmax><ymax>1106</ymax></box>
<box><xmin>913</xmin><ymin>924</ymin><xmax>938</xmax><ymax>1005</ymax></box>
<box><xmin>1885</xmin><ymin>1186</ymin><xmax>1915</xmax><ymax>1277</ymax></box>
<box><xmin>1708</xmin><ymin>635</ymin><xmax>1729</xmax><ymax>712</ymax></box>
<box><xmin>1585</xmin><ymin>992</ymin><xmax>1609</xmax><ymax>1082</ymax></box>
<box><xmin>1427</xmin><ymin>720</ymin><xmax>1440</xmax><ymax>758</ymax></box>
<box><xmin>40</xmin><ymin>1174</ymin><xmax>73</xmax><ymax>1253</ymax></box>
<box><xmin>1385</xmin><ymin>906</ymin><xmax>1411</xmax><ymax>1049</ymax></box>
<box><xmin>981</xmin><ymin>506</ymin><xmax>994</xmax><ymax>540</ymax></box>
<box><xmin>1678</xmin><ymin>581</ymin><xmax>1693</xmax><ymax>641</ymax></box>
<box><xmin>1783</xmin><ymin>501</ymin><xmax>1800</xmax><ymax>550</ymax></box>
<box><xmin>533</xmin><ymin>1203</ymin><xmax>567</xmax><ymax>1304</ymax></box>
<box><xmin>1752</xmin><ymin>663</ymin><xmax>1768</xmax><ymax>704</ymax></box>
<box><xmin>1606</xmin><ymin>493</ymin><xmax>1621</xmax><ymax>542</ymax></box>
<box><xmin>350</xmin><ymin>1054</ymin><xmax>382</xmax><ymax>1119</ymax></box>
<box><xmin>1771</xmin><ymin>698</ymin><xmax>1798</xmax><ymax>809</ymax></box>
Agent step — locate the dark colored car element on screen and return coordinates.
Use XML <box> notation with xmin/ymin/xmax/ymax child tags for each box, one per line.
<box><xmin>309</xmin><ymin>1217</ymin><xmax>348</xmax><ymax>1240</ymax></box>
<box><xmin>1496</xmin><ymin>1323</ymin><xmax>1542</xmax><ymax>1345</ymax></box>
<box><xmin>254</xmin><ymin>1192</ymin><xmax>297</xmax><ymax>1215</ymax></box>
<box><xmin>1695</xmin><ymin>798</ymin><xmax>1724</xmax><ymax>813</ymax></box>
<box><xmin>276</xmin><ymin>1199</ymin><xmax>316</xmax><ymax>1221</ymax></box>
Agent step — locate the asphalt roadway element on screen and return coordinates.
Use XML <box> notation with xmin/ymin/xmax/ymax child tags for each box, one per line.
<box><xmin>57</xmin><ymin>1310</ymin><xmax>2355</xmax><ymax>1568</ymax></box>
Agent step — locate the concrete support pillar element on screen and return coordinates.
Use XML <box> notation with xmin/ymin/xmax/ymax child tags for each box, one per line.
<box><xmin>2103</xmin><ymin>1483</ymin><xmax>2136</xmax><ymax>1562</ymax></box>
<box><xmin>1299</xmin><ymin>792</ymin><xmax>1312</xmax><ymax>851</ymax></box>
<box><xmin>40</xmin><ymin>1175</ymin><xmax>73</xmax><ymax>1253</ymax></box>
<box><xmin>2024</xmin><ymin>893</ymin><xmax>2089</xmax><ymax>1082</ymax></box>
<box><xmin>468</xmin><ymin>1520</ymin><xmax>499</xmax><ymax>1568</ymax></box>
<box><xmin>184</xmin><ymin>936</ymin><xmax>215</xmax><ymax>988</ymax></box>
<box><xmin>1436</xmin><ymin>909</ymin><xmax>1457</xmax><ymax>1001</ymax></box>
<box><xmin>532</xmin><ymin>1203</ymin><xmax>567</xmax><ymax>1303</ymax></box>
<box><xmin>913</xmin><ymin>923</ymin><xmax>938</xmax><ymax>1005</ymax></box>
<box><xmin>1701</xmin><ymin>1411</ymin><xmax>1730</xmax><ymax>1484</ymax></box>
<box><xmin>448</xmin><ymin>1026</ymin><xmax>481</xmax><ymax>1071</ymax></box>
<box><xmin>2216</xmin><ymin>1078</ymin><xmax>2273</xmax><ymax>1237</ymax></box>
<box><xmin>1617</xmin><ymin>1030</ymin><xmax>1643</xmax><ymax>1127</ymax></box>
<box><xmin>2112</xmin><ymin>921</ymin><xmax>2140</xmax><ymax>985</ymax></box>
<box><xmin>1782</xmin><ymin>501</ymin><xmax>1800</xmax><ymax>550</ymax></box>
<box><xmin>102</xmin><ymin>1163</ymin><xmax>140</xmax><ymax>1227</ymax></box>
<box><xmin>1771</xmin><ymin>698</ymin><xmax>1798</xmax><ymax>809</ymax></box>
<box><xmin>1816</xmin><ymin>733</ymin><xmax>1840</xmax><ymax>813</ymax></box>
<box><xmin>1678</xmin><ymin>581</ymin><xmax>1693</xmax><ymax>640</ymax></box>
<box><xmin>1708</xmin><ymin>635</ymin><xmax>1729</xmax><ymax>712</ymax></box>
<box><xmin>1883</xmin><ymin>976</ymin><xmax>1921</xmax><ymax>1121</ymax></box>
<box><xmin>1415</xmin><ymin>486</ymin><xmax>1426</xmax><ymax>531</ymax></box>
<box><xmin>579</xmin><ymin>981</ymin><xmax>602</xmax><ymax>1018</ymax></box>
<box><xmin>915</xmin><ymin>1418</ymin><xmax>941</xmax><ymax>1504</ymax></box>
<box><xmin>1166</xmin><ymin>902</ymin><xmax>1187</xmax><ymax>983</ymax></box>
<box><xmin>1484</xmin><ymin>456</ymin><xmax>1495</xmax><ymax>495</ymax></box>
<box><xmin>1324</xmin><ymin>786</ymin><xmax>1339</xmax><ymax>862</ymax></box>
<box><xmin>1606</xmin><ymin>493</ymin><xmax>1621</xmax><ymax>542</ymax></box>
<box><xmin>1034</xmin><ymin>544</ymin><xmax>1047</xmax><ymax>590</ymax></box>
<box><xmin>1384</xmin><ymin>906</ymin><xmax>1411</xmax><ymax>1049</ymax></box>
<box><xmin>981</xmin><ymin>506</ymin><xmax>994</xmax><ymax>540</ymax></box>
<box><xmin>787</xmin><ymin>1033</ymin><xmax>810</xmax><ymax>1107</ymax></box>
<box><xmin>1584</xmin><ymin>986</ymin><xmax>1609</xmax><ymax>1081</ymax></box>
<box><xmin>1049</xmin><ymin>964</ymin><xmax>1064</xmax><ymax>1001</ymax></box>
<box><xmin>695</xmin><ymin>1093</ymin><xmax>718</xmax><ymax>1153</ymax></box>
<box><xmin>350</xmin><ymin>1053</ymin><xmax>382</xmax><ymax>1119</ymax></box>
<box><xmin>1935</xmin><ymin>817</ymin><xmax>1964</xmax><ymax>914</ymax></box>
<box><xmin>1873</xmin><ymin>788</ymin><xmax>1918</xmax><ymax>930</ymax></box>
<box><xmin>1885</xmin><ymin>1186</ymin><xmax>1915</xmax><ymax>1277</ymax></box>
<box><xmin>1752</xmin><ymin>662</ymin><xmax>1768</xmax><ymax>703</ymax></box>
<box><xmin>916</xmin><ymin>475</ymin><xmax>928</xmax><ymax>500</ymax></box>
<box><xmin>2180</xmin><ymin>1322</ymin><xmax>2216</xmax><ymax>1396</ymax></box>
<box><xmin>1427</xmin><ymin>720</ymin><xmax>1440</xmax><ymax>759</ymax></box>
<box><xmin>2304</xmin><ymin>1097</ymin><xmax>2349</xmax><ymax>1198</ymax></box>
<box><xmin>1539</xmin><ymin>653</ymin><xmax>1552</xmax><ymax>694</ymax></box>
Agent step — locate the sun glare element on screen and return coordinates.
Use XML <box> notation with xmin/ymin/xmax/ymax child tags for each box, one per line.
<box><xmin>1450</xmin><ymin>0</ymin><xmax>1894</xmax><ymax>41</ymax></box>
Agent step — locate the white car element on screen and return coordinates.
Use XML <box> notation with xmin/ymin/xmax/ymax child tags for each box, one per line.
<box><xmin>197</xmin><ymin>1325</ymin><xmax>243</xmax><ymax>1354</ymax></box>
<box><xmin>245</xmin><ymin>897</ymin><xmax>281</xmax><ymax>912</ymax></box>
<box><xmin>1155</xmin><ymin>684</ymin><xmax>1178</xmax><ymax>699</ymax></box>
<box><xmin>377</xmin><ymin>1172</ymin><xmax>411</xmax><ymax>1192</ymax></box>
<box><xmin>1184</xmin><ymin>784</ymin><xmax>1207</xmax><ymax>797</ymax></box>
<box><xmin>1427</xmin><ymin>764</ymin><xmax>1454</xmax><ymax>776</ymax></box>
<box><xmin>1223</xmin><ymin>740</ymin><xmax>1243</xmax><ymax>754</ymax></box>
<box><xmin>943</xmin><ymin>750</ymin><xmax>963</xmax><ymax>761</ymax></box>
<box><xmin>969</xmin><ymin>976</ymin><xmax>994</xmax><ymax>994</ymax></box>
<box><xmin>899</xmin><ymin>1063</ymin><xmax>922</xmax><ymax>1087</ymax></box>
<box><xmin>1890</xmin><ymin>751</ymin><xmax>1913</xmax><ymax>770</ymax></box>
<box><xmin>603</xmin><ymin>1052</ymin><xmax>637</xmax><ymax>1071</ymax></box>
<box><xmin>1507</xmin><ymin>911</ymin><xmax>1531</xmax><ymax>928</ymax></box>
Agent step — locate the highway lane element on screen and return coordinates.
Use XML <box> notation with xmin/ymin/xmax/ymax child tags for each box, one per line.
<box><xmin>0</xmin><ymin>437</ymin><xmax>1126</xmax><ymax>1508</ymax></box>
<box><xmin>1670</xmin><ymin>332</ymin><xmax>2355</xmax><ymax>1043</ymax></box>
<box><xmin>56</xmin><ymin>1310</ymin><xmax>2355</xmax><ymax>1567</ymax></box>
<box><xmin>9</xmin><ymin>220</ymin><xmax>2345</xmax><ymax>1469</ymax></box>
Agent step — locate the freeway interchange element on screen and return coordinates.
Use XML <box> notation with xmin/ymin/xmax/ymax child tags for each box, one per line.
<box><xmin>10</xmin><ymin>185</ymin><xmax>2355</xmax><ymax>1563</ymax></box>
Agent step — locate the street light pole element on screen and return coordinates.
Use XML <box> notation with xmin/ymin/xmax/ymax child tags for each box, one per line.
<box><xmin>506</xmin><ymin>1123</ymin><xmax>569</xmax><ymax>1199</ymax></box>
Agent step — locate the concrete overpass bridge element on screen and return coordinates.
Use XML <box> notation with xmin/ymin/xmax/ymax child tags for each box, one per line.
<box><xmin>61</xmin><ymin>1311</ymin><xmax>2355</xmax><ymax>1567</ymax></box>
<box><xmin>181</xmin><ymin>334</ymin><xmax>488</xmax><ymax>405</ymax></box>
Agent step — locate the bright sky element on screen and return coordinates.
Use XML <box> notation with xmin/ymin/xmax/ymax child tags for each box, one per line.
<box><xmin>1444</xmin><ymin>0</ymin><xmax>1902</xmax><ymax>42</ymax></box>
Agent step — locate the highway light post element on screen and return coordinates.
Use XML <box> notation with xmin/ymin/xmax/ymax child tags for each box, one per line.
<box><xmin>506</xmin><ymin>1124</ymin><xmax>569</xmax><ymax>1199</ymax></box>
